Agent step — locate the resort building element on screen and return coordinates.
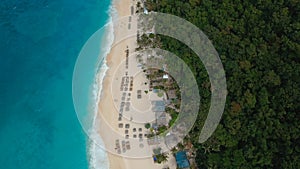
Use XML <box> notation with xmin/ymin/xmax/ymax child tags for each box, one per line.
<box><xmin>166</xmin><ymin>89</ymin><xmax>177</xmax><ymax>100</ymax></box>
<box><xmin>163</xmin><ymin>74</ymin><xmax>169</xmax><ymax>79</ymax></box>
<box><xmin>151</xmin><ymin>100</ymin><xmax>166</xmax><ymax>112</ymax></box>
<box><xmin>155</xmin><ymin>111</ymin><xmax>167</xmax><ymax>126</ymax></box>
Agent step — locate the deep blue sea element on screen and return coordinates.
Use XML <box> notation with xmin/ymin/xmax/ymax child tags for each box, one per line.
<box><xmin>0</xmin><ymin>0</ymin><xmax>110</xmax><ymax>168</ymax></box>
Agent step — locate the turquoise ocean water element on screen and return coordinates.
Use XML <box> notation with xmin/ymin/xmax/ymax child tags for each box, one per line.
<box><xmin>0</xmin><ymin>0</ymin><xmax>111</xmax><ymax>168</ymax></box>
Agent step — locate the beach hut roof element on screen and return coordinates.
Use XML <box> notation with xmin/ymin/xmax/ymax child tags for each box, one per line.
<box><xmin>151</xmin><ymin>100</ymin><xmax>166</xmax><ymax>112</ymax></box>
<box><xmin>144</xmin><ymin>8</ymin><xmax>148</xmax><ymax>14</ymax></box>
<box><xmin>163</xmin><ymin>74</ymin><xmax>169</xmax><ymax>79</ymax></box>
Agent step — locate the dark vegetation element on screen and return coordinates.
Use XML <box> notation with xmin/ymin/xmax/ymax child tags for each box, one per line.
<box><xmin>153</xmin><ymin>147</ymin><xmax>169</xmax><ymax>164</ymax></box>
<box><xmin>145</xmin><ymin>123</ymin><xmax>151</xmax><ymax>129</ymax></box>
<box><xmin>146</xmin><ymin>0</ymin><xmax>300</xmax><ymax>168</ymax></box>
<box><xmin>166</xmin><ymin>107</ymin><xmax>178</xmax><ymax>127</ymax></box>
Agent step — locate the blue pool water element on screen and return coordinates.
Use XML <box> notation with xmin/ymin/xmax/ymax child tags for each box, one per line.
<box><xmin>0</xmin><ymin>0</ymin><xmax>110</xmax><ymax>168</ymax></box>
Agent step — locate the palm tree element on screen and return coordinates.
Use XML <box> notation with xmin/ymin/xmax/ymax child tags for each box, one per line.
<box><xmin>156</xmin><ymin>153</ymin><xmax>169</xmax><ymax>164</ymax></box>
<box><xmin>171</xmin><ymin>147</ymin><xmax>178</xmax><ymax>154</ymax></box>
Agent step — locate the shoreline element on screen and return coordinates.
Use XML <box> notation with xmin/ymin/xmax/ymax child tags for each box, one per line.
<box><xmin>96</xmin><ymin>0</ymin><xmax>132</xmax><ymax>168</ymax></box>
<box><xmin>89</xmin><ymin>0</ymin><xmax>118</xmax><ymax>168</ymax></box>
<box><xmin>88</xmin><ymin>2</ymin><xmax>115</xmax><ymax>169</ymax></box>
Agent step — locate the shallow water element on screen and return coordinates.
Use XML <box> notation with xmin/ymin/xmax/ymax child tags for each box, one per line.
<box><xmin>0</xmin><ymin>0</ymin><xmax>110</xmax><ymax>168</ymax></box>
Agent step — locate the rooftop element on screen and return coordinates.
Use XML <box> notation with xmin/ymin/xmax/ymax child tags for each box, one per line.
<box><xmin>155</xmin><ymin>111</ymin><xmax>167</xmax><ymax>126</ymax></box>
<box><xmin>151</xmin><ymin>100</ymin><xmax>165</xmax><ymax>112</ymax></box>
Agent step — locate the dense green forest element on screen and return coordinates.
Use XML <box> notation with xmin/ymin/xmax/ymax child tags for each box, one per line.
<box><xmin>146</xmin><ymin>0</ymin><xmax>299</xmax><ymax>168</ymax></box>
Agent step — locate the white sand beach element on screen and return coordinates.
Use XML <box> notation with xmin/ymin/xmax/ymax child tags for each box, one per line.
<box><xmin>96</xmin><ymin>0</ymin><xmax>177</xmax><ymax>169</ymax></box>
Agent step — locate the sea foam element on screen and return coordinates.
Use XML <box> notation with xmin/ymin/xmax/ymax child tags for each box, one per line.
<box><xmin>88</xmin><ymin>4</ymin><xmax>117</xmax><ymax>169</ymax></box>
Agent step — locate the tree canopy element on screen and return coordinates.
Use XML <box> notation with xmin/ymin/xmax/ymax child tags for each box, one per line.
<box><xmin>146</xmin><ymin>0</ymin><xmax>300</xmax><ymax>168</ymax></box>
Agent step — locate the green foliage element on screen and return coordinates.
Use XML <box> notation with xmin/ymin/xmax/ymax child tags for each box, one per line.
<box><xmin>145</xmin><ymin>123</ymin><xmax>151</xmax><ymax>129</ymax></box>
<box><xmin>153</xmin><ymin>85</ymin><xmax>165</xmax><ymax>90</ymax></box>
<box><xmin>157</xmin><ymin>92</ymin><xmax>163</xmax><ymax>97</ymax></box>
<box><xmin>166</xmin><ymin>107</ymin><xmax>178</xmax><ymax>127</ymax></box>
<box><xmin>155</xmin><ymin>153</ymin><xmax>169</xmax><ymax>164</ymax></box>
<box><xmin>149</xmin><ymin>33</ymin><xmax>155</xmax><ymax>38</ymax></box>
<box><xmin>153</xmin><ymin>147</ymin><xmax>169</xmax><ymax>164</ymax></box>
<box><xmin>147</xmin><ymin>0</ymin><xmax>300</xmax><ymax>168</ymax></box>
<box><xmin>157</xmin><ymin>125</ymin><xmax>167</xmax><ymax>135</ymax></box>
